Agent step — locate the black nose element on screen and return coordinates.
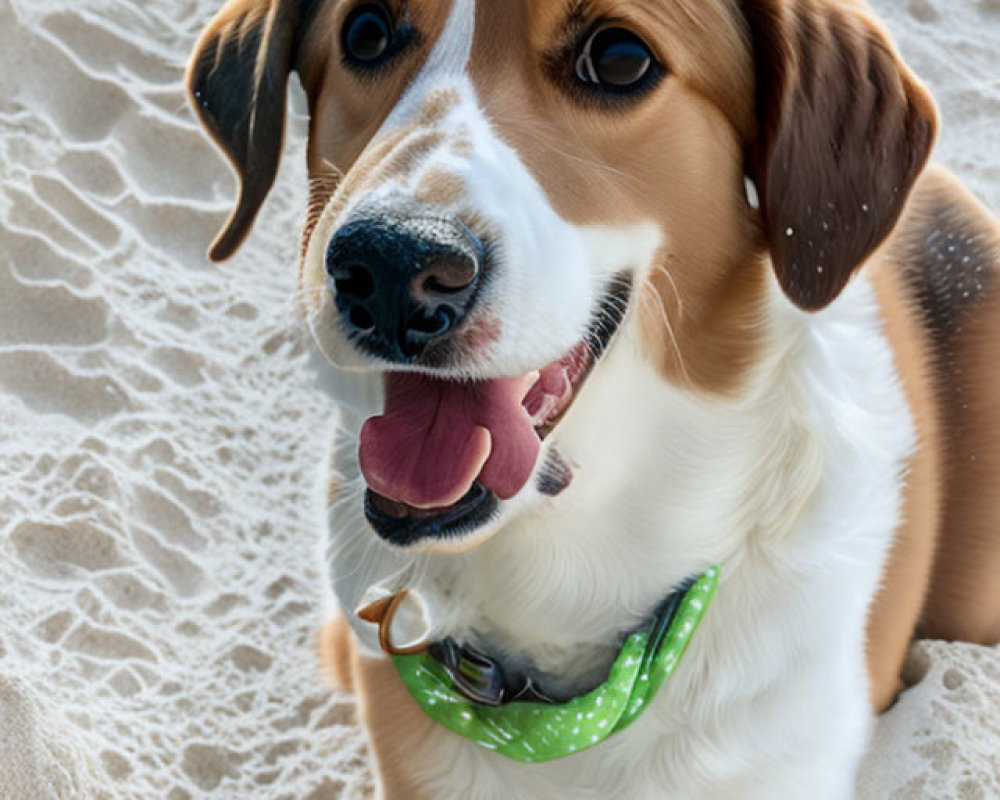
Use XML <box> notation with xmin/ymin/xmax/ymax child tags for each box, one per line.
<box><xmin>326</xmin><ymin>216</ymin><xmax>483</xmax><ymax>362</ymax></box>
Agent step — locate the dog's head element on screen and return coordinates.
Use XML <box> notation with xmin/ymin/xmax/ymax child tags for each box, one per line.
<box><xmin>188</xmin><ymin>0</ymin><xmax>935</xmax><ymax>552</ymax></box>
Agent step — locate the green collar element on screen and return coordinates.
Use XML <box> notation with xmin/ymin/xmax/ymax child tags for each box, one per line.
<box><xmin>391</xmin><ymin>566</ymin><xmax>719</xmax><ymax>763</ymax></box>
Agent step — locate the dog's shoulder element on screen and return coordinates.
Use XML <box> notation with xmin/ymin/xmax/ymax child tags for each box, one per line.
<box><xmin>889</xmin><ymin>165</ymin><xmax>1000</xmax><ymax>339</ymax></box>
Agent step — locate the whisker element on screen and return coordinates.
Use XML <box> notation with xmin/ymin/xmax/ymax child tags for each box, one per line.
<box><xmin>648</xmin><ymin>263</ymin><xmax>685</xmax><ymax>322</ymax></box>
<box><xmin>641</xmin><ymin>282</ymin><xmax>692</xmax><ymax>387</ymax></box>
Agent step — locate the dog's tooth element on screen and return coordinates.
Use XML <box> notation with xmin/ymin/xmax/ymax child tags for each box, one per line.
<box><xmin>539</xmin><ymin>364</ymin><xmax>570</xmax><ymax>397</ymax></box>
<box><xmin>518</xmin><ymin>370</ymin><xmax>542</xmax><ymax>402</ymax></box>
<box><xmin>529</xmin><ymin>394</ymin><xmax>559</xmax><ymax>426</ymax></box>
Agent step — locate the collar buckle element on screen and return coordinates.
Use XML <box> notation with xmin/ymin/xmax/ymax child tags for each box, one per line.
<box><xmin>429</xmin><ymin>639</ymin><xmax>507</xmax><ymax>706</ymax></box>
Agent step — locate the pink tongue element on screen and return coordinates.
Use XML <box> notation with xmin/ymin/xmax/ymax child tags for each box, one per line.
<box><xmin>359</xmin><ymin>373</ymin><xmax>542</xmax><ymax>509</ymax></box>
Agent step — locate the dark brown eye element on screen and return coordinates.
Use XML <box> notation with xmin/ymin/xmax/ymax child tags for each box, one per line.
<box><xmin>575</xmin><ymin>27</ymin><xmax>656</xmax><ymax>91</ymax></box>
<box><xmin>343</xmin><ymin>5</ymin><xmax>392</xmax><ymax>63</ymax></box>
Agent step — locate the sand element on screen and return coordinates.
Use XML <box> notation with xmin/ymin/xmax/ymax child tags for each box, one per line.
<box><xmin>0</xmin><ymin>0</ymin><xmax>997</xmax><ymax>798</ymax></box>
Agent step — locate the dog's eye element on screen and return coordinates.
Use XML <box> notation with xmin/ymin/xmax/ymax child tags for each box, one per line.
<box><xmin>343</xmin><ymin>5</ymin><xmax>392</xmax><ymax>63</ymax></box>
<box><xmin>575</xmin><ymin>27</ymin><xmax>655</xmax><ymax>90</ymax></box>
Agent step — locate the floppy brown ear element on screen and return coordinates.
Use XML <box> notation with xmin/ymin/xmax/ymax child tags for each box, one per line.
<box><xmin>187</xmin><ymin>0</ymin><xmax>307</xmax><ymax>261</ymax></box>
<box><xmin>739</xmin><ymin>0</ymin><xmax>938</xmax><ymax>310</ymax></box>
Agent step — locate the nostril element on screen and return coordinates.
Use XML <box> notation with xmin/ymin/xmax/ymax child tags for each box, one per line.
<box><xmin>422</xmin><ymin>274</ymin><xmax>466</xmax><ymax>296</ymax></box>
<box><xmin>348</xmin><ymin>304</ymin><xmax>376</xmax><ymax>332</ymax></box>
<box><xmin>417</xmin><ymin>255</ymin><xmax>478</xmax><ymax>298</ymax></box>
<box><xmin>332</xmin><ymin>263</ymin><xmax>376</xmax><ymax>301</ymax></box>
<box><xmin>409</xmin><ymin>306</ymin><xmax>456</xmax><ymax>337</ymax></box>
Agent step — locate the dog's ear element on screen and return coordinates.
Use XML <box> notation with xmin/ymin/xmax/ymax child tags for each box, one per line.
<box><xmin>740</xmin><ymin>0</ymin><xmax>937</xmax><ymax>310</ymax></box>
<box><xmin>187</xmin><ymin>0</ymin><xmax>306</xmax><ymax>261</ymax></box>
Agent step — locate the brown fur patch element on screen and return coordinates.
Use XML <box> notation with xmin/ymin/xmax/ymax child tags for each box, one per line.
<box><xmin>372</xmin><ymin>130</ymin><xmax>447</xmax><ymax>185</ymax></box>
<box><xmin>353</xmin><ymin>656</ymin><xmax>440</xmax><ymax>799</ymax></box>
<box><xmin>865</xmin><ymin>253</ymin><xmax>942</xmax><ymax>713</ymax></box>
<box><xmin>451</xmin><ymin>138</ymin><xmax>474</xmax><ymax>158</ymax></box>
<box><xmin>417</xmin><ymin>88</ymin><xmax>461</xmax><ymax>126</ymax></box>
<box><xmin>317</xmin><ymin>613</ymin><xmax>356</xmax><ymax>696</ymax></box>
<box><xmin>639</xmin><ymin>246</ymin><xmax>768</xmax><ymax>395</ymax></box>
<box><xmin>415</xmin><ymin>168</ymin><xmax>466</xmax><ymax>206</ymax></box>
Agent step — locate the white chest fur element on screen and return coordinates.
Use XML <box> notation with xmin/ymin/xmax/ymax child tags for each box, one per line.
<box><xmin>322</xmin><ymin>272</ymin><xmax>914</xmax><ymax>799</ymax></box>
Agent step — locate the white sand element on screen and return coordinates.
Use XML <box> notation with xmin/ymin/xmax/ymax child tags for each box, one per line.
<box><xmin>0</xmin><ymin>0</ymin><xmax>996</xmax><ymax>798</ymax></box>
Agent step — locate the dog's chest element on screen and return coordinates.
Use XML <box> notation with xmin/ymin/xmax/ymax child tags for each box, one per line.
<box><xmin>407</xmin><ymin>529</ymin><xmax>895</xmax><ymax>800</ymax></box>
<box><xmin>404</xmin><ymin>556</ymin><xmax>881</xmax><ymax>800</ymax></box>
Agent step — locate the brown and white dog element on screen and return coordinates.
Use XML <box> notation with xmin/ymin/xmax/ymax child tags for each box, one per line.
<box><xmin>188</xmin><ymin>0</ymin><xmax>1000</xmax><ymax>796</ymax></box>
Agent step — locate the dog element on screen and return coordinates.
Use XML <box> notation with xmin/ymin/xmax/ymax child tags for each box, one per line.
<box><xmin>187</xmin><ymin>0</ymin><xmax>1000</xmax><ymax>797</ymax></box>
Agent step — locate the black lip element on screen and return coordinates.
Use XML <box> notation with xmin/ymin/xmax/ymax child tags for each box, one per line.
<box><xmin>365</xmin><ymin>482</ymin><xmax>499</xmax><ymax>547</ymax></box>
<box><xmin>587</xmin><ymin>272</ymin><xmax>632</xmax><ymax>360</ymax></box>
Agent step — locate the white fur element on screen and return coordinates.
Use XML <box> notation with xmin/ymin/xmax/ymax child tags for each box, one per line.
<box><xmin>310</xmin><ymin>2</ymin><xmax>916</xmax><ymax>796</ymax></box>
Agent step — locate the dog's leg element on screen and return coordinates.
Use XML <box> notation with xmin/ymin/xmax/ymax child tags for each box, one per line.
<box><xmin>896</xmin><ymin>168</ymin><xmax>1000</xmax><ymax>646</ymax></box>
<box><xmin>317</xmin><ymin>612</ymin><xmax>357</xmax><ymax>695</ymax></box>
<box><xmin>922</xmin><ymin>298</ymin><xmax>1000</xmax><ymax>644</ymax></box>
<box><xmin>865</xmin><ymin>259</ymin><xmax>943</xmax><ymax>712</ymax></box>
<box><xmin>319</xmin><ymin>624</ymin><xmax>444</xmax><ymax>798</ymax></box>
<box><xmin>918</xmin><ymin>203</ymin><xmax>1000</xmax><ymax>644</ymax></box>
<box><xmin>353</xmin><ymin>656</ymin><xmax>441</xmax><ymax>800</ymax></box>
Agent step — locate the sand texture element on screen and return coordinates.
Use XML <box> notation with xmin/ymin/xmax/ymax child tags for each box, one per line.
<box><xmin>0</xmin><ymin>0</ymin><xmax>997</xmax><ymax>798</ymax></box>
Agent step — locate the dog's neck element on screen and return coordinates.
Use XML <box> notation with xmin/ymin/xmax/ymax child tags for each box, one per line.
<box><xmin>325</xmin><ymin>274</ymin><xmax>912</xmax><ymax>699</ymax></box>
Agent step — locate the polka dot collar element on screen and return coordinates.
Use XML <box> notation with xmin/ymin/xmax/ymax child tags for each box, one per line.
<box><xmin>391</xmin><ymin>566</ymin><xmax>720</xmax><ymax>763</ymax></box>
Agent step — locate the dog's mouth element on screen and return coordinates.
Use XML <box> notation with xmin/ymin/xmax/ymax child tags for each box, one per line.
<box><xmin>361</xmin><ymin>275</ymin><xmax>631</xmax><ymax>547</ymax></box>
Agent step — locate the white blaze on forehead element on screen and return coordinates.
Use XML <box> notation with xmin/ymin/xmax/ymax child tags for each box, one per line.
<box><xmin>383</xmin><ymin>0</ymin><xmax>476</xmax><ymax>127</ymax></box>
